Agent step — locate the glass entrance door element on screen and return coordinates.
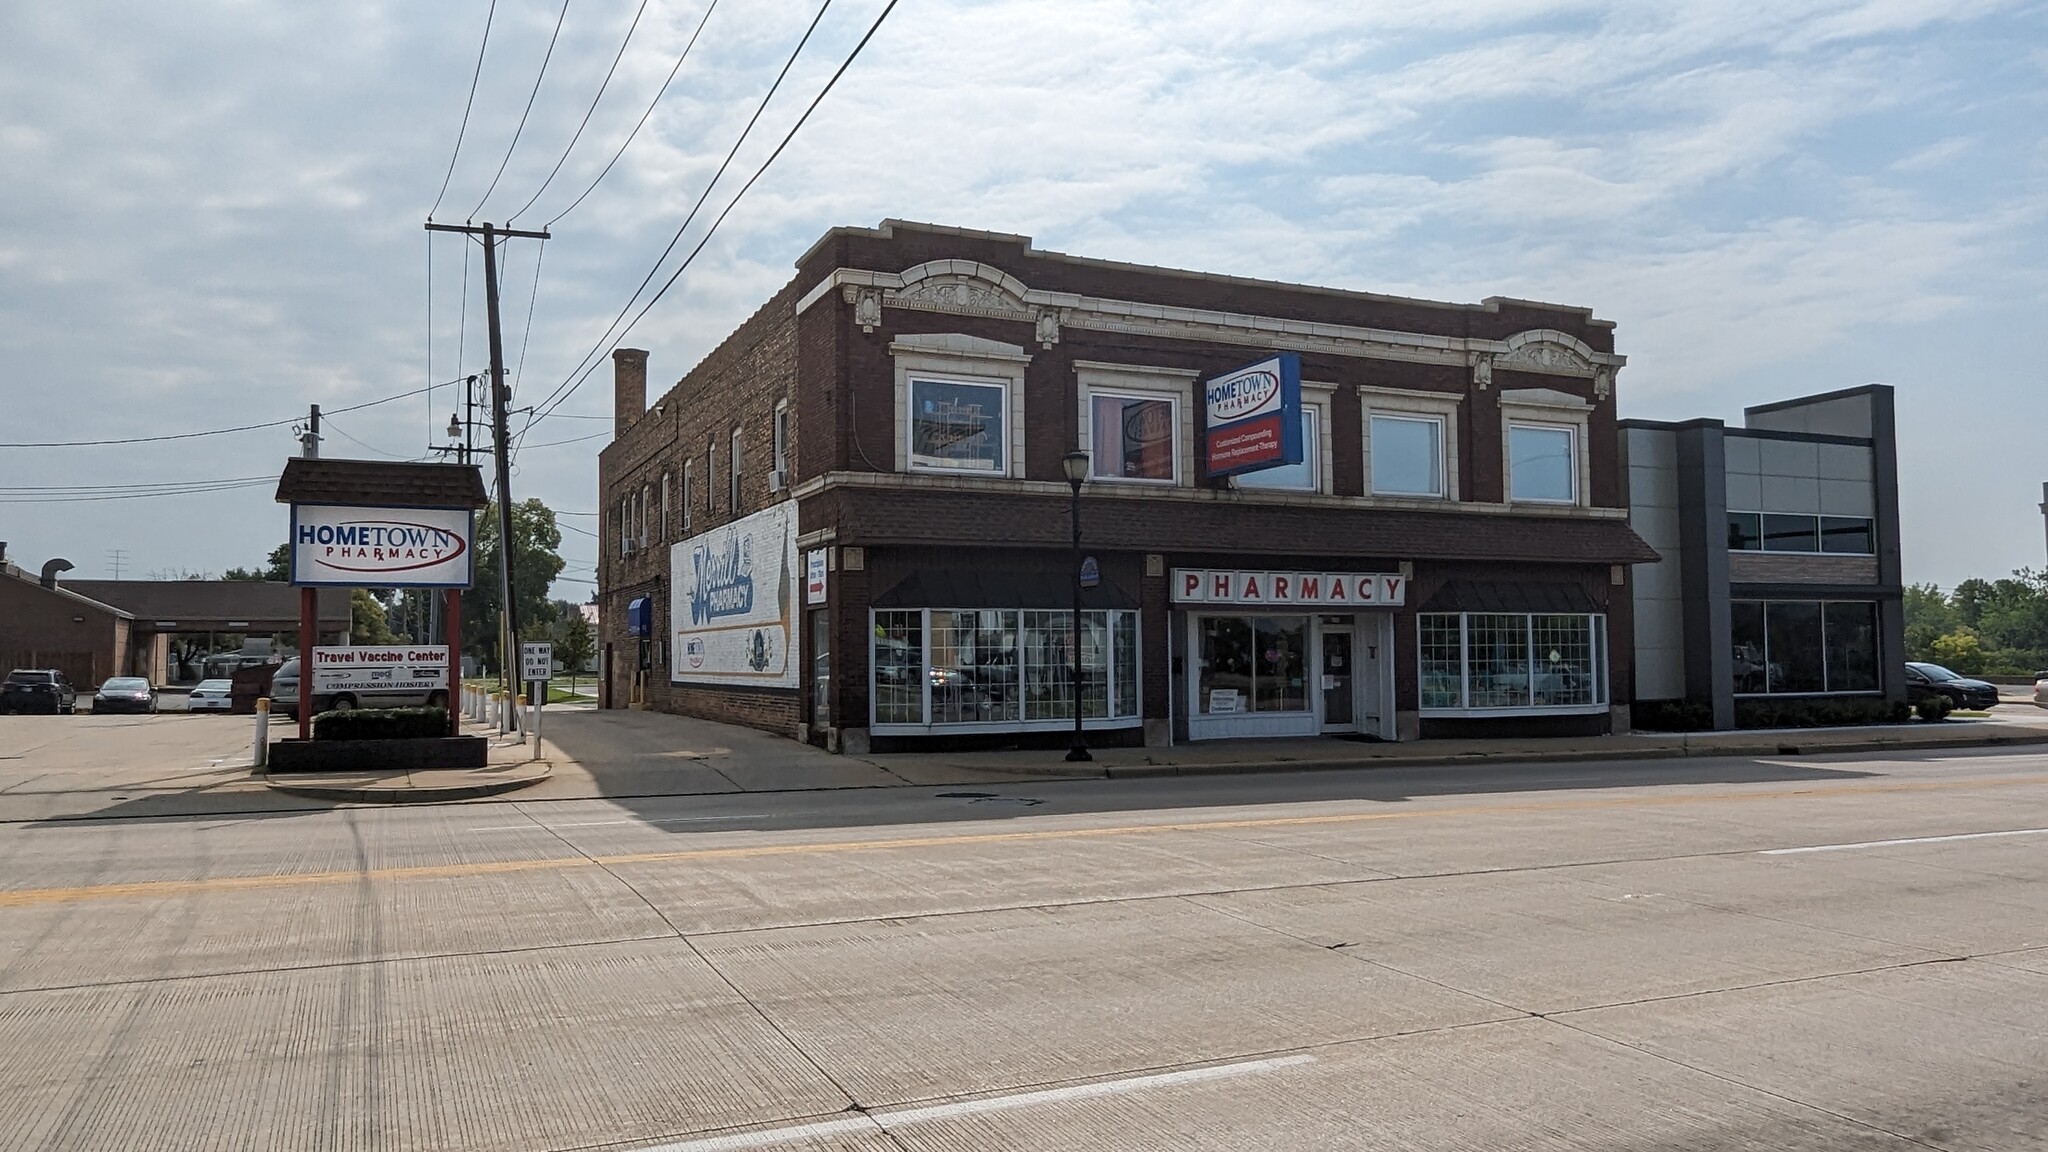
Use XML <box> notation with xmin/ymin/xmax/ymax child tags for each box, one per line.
<box><xmin>1321</xmin><ymin>628</ymin><xmax>1354</xmax><ymax>731</ymax></box>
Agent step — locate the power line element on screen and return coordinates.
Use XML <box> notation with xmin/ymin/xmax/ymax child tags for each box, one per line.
<box><xmin>321</xmin><ymin>416</ymin><xmax>423</xmax><ymax>461</ymax></box>
<box><xmin>545</xmin><ymin>0</ymin><xmax>722</xmax><ymax>228</ymax></box>
<box><xmin>471</xmin><ymin>0</ymin><xmax>573</xmax><ymax>219</ymax></box>
<box><xmin>0</xmin><ymin>475</ymin><xmax>271</xmax><ymax>492</ymax></box>
<box><xmin>0</xmin><ymin>479</ymin><xmax>275</xmax><ymax>504</ymax></box>
<box><xmin>429</xmin><ymin>0</ymin><xmax>500</xmax><ymax>220</ymax></box>
<box><xmin>0</xmin><ymin>380</ymin><xmax>465</xmax><ymax>448</ymax></box>
<box><xmin>531</xmin><ymin>0</ymin><xmax>901</xmax><ymax>431</ymax></box>
<box><xmin>517</xmin><ymin>429</ymin><xmax>611</xmax><ymax>450</ymax></box>
<box><xmin>511</xmin><ymin>238</ymin><xmax>546</xmax><ymax>395</ymax></box>
<box><xmin>526</xmin><ymin>0</ymin><xmax>839</xmax><ymax>430</ymax></box>
<box><xmin>508</xmin><ymin>0</ymin><xmax>652</xmax><ymax>224</ymax></box>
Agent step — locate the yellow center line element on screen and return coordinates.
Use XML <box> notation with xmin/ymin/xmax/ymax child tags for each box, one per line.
<box><xmin>6</xmin><ymin>770</ymin><xmax>2048</xmax><ymax>909</ymax></box>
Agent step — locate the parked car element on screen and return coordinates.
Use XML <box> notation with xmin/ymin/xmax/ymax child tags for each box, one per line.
<box><xmin>268</xmin><ymin>658</ymin><xmax>449</xmax><ymax>718</ymax></box>
<box><xmin>1904</xmin><ymin>662</ymin><xmax>1999</xmax><ymax>710</ymax></box>
<box><xmin>93</xmin><ymin>677</ymin><xmax>158</xmax><ymax>714</ymax></box>
<box><xmin>2032</xmin><ymin>670</ymin><xmax>2048</xmax><ymax>710</ymax></box>
<box><xmin>0</xmin><ymin>669</ymin><xmax>77</xmax><ymax>715</ymax></box>
<box><xmin>186</xmin><ymin>678</ymin><xmax>235</xmax><ymax>712</ymax></box>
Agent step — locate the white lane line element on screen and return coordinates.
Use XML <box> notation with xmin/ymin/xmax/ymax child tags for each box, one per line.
<box><xmin>465</xmin><ymin>815</ymin><xmax>769</xmax><ymax>832</ymax></box>
<box><xmin>638</xmin><ymin>1053</ymin><xmax>1317</xmax><ymax>1151</ymax></box>
<box><xmin>1761</xmin><ymin>827</ymin><xmax>2048</xmax><ymax>855</ymax></box>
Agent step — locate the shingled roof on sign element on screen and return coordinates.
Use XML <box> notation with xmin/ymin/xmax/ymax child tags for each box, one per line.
<box><xmin>274</xmin><ymin>459</ymin><xmax>490</xmax><ymax>508</ymax></box>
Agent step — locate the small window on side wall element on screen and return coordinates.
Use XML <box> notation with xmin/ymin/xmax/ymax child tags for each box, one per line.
<box><xmin>1509</xmin><ymin>423</ymin><xmax>1576</xmax><ymax>504</ymax></box>
<box><xmin>908</xmin><ymin>377</ymin><xmax>1006</xmax><ymax>473</ymax></box>
<box><xmin>1728</xmin><ymin>512</ymin><xmax>1762</xmax><ymax>551</ymax></box>
<box><xmin>1089</xmin><ymin>392</ymin><xmax>1177</xmax><ymax>482</ymax></box>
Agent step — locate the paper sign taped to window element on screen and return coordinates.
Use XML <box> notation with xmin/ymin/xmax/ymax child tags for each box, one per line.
<box><xmin>1208</xmin><ymin>688</ymin><xmax>1242</xmax><ymax>713</ymax></box>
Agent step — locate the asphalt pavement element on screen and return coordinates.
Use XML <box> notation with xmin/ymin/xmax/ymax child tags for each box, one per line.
<box><xmin>0</xmin><ymin>709</ymin><xmax>2045</xmax><ymax>1149</ymax></box>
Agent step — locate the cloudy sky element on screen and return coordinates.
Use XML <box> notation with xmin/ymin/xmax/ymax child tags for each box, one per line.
<box><xmin>2</xmin><ymin>0</ymin><xmax>2043</xmax><ymax>594</ymax></box>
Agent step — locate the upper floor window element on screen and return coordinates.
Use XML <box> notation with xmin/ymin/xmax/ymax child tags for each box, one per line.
<box><xmin>1237</xmin><ymin>407</ymin><xmax>1322</xmax><ymax>492</ymax></box>
<box><xmin>1368</xmin><ymin>414</ymin><xmax>1444</xmax><ymax>497</ymax></box>
<box><xmin>1728</xmin><ymin>512</ymin><xmax>1874</xmax><ymax>555</ymax></box>
<box><xmin>773</xmin><ymin>400</ymin><xmax>790</xmax><ymax>484</ymax></box>
<box><xmin>1089</xmin><ymin>390</ymin><xmax>1179</xmax><ymax>483</ymax></box>
<box><xmin>682</xmin><ymin>459</ymin><xmax>695</xmax><ymax>533</ymax></box>
<box><xmin>908</xmin><ymin>376</ymin><xmax>1007</xmax><ymax>473</ymax></box>
<box><xmin>729</xmin><ymin>428</ymin><xmax>743</xmax><ymax>510</ymax></box>
<box><xmin>660</xmin><ymin>472</ymin><xmax>670</xmax><ymax>540</ymax></box>
<box><xmin>1508</xmin><ymin>422</ymin><xmax>1577</xmax><ymax>504</ymax></box>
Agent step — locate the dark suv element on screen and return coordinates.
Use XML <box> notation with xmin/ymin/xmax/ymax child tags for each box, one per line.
<box><xmin>1</xmin><ymin>669</ymin><xmax>78</xmax><ymax>714</ymax></box>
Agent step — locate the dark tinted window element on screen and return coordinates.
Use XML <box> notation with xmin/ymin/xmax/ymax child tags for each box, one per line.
<box><xmin>1727</xmin><ymin>512</ymin><xmax>1762</xmax><ymax>551</ymax></box>
<box><xmin>1821</xmin><ymin>516</ymin><xmax>1874</xmax><ymax>554</ymax></box>
<box><xmin>1765</xmin><ymin>602</ymin><xmax>1825</xmax><ymax>692</ymax></box>
<box><xmin>1762</xmin><ymin>514</ymin><xmax>1819</xmax><ymax>553</ymax></box>
<box><xmin>5</xmin><ymin>671</ymin><xmax>53</xmax><ymax>684</ymax></box>
<box><xmin>1824</xmin><ymin>602</ymin><xmax>1879</xmax><ymax>691</ymax></box>
<box><xmin>1731</xmin><ymin>602</ymin><xmax>1766</xmax><ymax>695</ymax></box>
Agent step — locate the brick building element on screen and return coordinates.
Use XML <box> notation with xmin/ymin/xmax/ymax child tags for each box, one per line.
<box><xmin>598</xmin><ymin>220</ymin><xmax>1658</xmax><ymax>751</ymax></box>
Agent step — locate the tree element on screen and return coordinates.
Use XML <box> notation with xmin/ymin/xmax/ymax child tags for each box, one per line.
<box><xmin>224</xmin><ymin>544</ymin><xmax>290</xmax><ymax>582</ymax></box>
<box><xmin>1903</xmin><ymin>583</ymin><xmax>1957</xmax><ymax>662</ymax></box>
<box><xmin>462</xmin><ymin>498</ymin><xmax>567</xmax><ymax>675</ymax></box>
<box><xmin>350</xmin><ymin>588</ymin><xmax>398</xmax><ymax>645</ymax></box>
<box><xmin>1931</xmin><ymin>627</ymin><xmax>1988</xmax><ymax>675</ymax></box>
<box><xmin>554</xmin><ymin>610</ymin><xmax>595</xmax><ymax>693</ymax></box>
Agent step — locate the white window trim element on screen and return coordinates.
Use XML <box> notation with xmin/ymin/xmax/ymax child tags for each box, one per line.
<box><xmin>682</xmin><ymin>459</ymin><xmax>694</xmax><ymax>532</ymax></box>
<box><xmin>773</xmin><ymin>399</ymin><xmax>791</xmax><ymax>476</ymax></box>
<box><xmin>729</xmin><ymin>428</ymin><xmax>743</xmax><ymax>511</ymax></box>
<box><xmin>1416</xmin><ymin>612</ymin><xmax>1610</xmax><ymax>717</ymax></box>
<box><xmin>1235</xmin><ymin>385</ymin><xmax>1333</xmax><ymax>494</ymax></box>
<box><xmin>893</xmin><ymin>339</ymin><xmax>1029</xmax><ymax>480</ymax></box>
<box><xmin>1075</xmin><ymin>362</ymin><xmax>1198</xmax><ymax>487</ymax></box>
<box><xmin>1501</xmin><ymin>388</ymin><xmax>1592</xmax><ymax>508</ymax></box>
<box><xmin>1360</xmin><ymin>385</ymin><xmax>1461</xmax><ymax>501</ymax></box>
<box><xmin>1505</xmin><ymin>421</ymin><xmax>1581</xmax><ymax>506</ymax></box>
<box><xmin>660</xmin><ymin>471</ymin><xmax>671</xmax><ymax>541</ymax></box>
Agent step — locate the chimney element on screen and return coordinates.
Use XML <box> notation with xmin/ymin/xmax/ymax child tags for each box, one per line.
<box><xmin>613</xmin><ymin>348</ymin><xmax>649</xmax><ymax>434</ymax></box>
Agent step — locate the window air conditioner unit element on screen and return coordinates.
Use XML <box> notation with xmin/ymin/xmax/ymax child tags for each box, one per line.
<box><xmin>769</xmin><ymin>469</ymin><xmax>788</xmax><ymax>493</ymax></box>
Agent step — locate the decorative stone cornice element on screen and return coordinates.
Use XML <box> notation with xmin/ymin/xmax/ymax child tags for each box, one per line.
<box><xmin>798</xmin><ymin>264</ymin><xmax>1628</xmax><ymax>375</ymax></box>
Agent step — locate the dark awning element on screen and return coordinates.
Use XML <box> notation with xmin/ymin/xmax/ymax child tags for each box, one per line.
<box><xmin>874</xmin><ymin>568</ymin><xmax>1138</xmax><ymax>610</ymax></box>
<box><xmin>276</xmin><ymin>458</ymin><xmax>490</xmax><ymax>508</ymax></box>
<box><xmin>1421</xmin><ymin>580</ymin><xmax>1602</xmax><ymax>615</ymax></box>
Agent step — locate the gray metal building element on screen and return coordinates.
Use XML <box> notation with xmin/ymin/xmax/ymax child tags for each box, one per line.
<box><xmin>1621</xmin><ymin>385</ymin><xmax>1906</xmax><ymax>728</ymax></box>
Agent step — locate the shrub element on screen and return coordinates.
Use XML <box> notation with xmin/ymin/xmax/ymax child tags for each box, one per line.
<box><xmin>1735</xmin><ymin>697</ymin><xmax>1904</xmax><ymax>729</ymax></box>
<box><xmin>312</xmin><ymin>706</ymin><xmax>450</xmax><ymax>742</ymax></box>
<box><xmin>1914</xmin><ymin>695</ymin><xmax>1954</xmax><ymax>723</ymax></box>
<box><xmin>1632</xmin><ymin>699</ymin><xmax>1714</xmax><ymax>731</ymax></box>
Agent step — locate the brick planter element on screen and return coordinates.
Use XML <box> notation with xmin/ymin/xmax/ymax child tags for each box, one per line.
<box><xmin>268</xmin><ymin>735</ymin><xmax>488</xmax><ymax>774</ymax></box>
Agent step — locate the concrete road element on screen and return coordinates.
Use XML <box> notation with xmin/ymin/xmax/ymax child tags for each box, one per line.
<box><xmin>1</xmin><ymin>722</ymin><xmax>2045</xmax><ymax>1150</ymax></box>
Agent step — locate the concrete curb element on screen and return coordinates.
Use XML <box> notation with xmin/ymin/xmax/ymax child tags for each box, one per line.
<box><xmin>263</xmin><ymin>763</ymin><xmax>552</xmax><ymax>803</ymax></box>
<box><xmin>975</xmin><ymin>727</ymin><xmax>2048</xmax><ymax>781</ymax></box>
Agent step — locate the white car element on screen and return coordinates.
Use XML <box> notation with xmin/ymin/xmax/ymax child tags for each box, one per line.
<box><xmin>2034</xmin><ymin>672</ymin><xmax>2048</xmax><ymax>709</ymax></box>
<box><xmin>187</xmin><ymin>678</ymin><xmax>235</xmax><ymax>711</ymax></box>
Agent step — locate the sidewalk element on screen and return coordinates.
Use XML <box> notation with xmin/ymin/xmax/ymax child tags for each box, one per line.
<box><xmin>856</xmin><ymin>709</ymin><xmax>2048</xmax><ymax>781</ymax></box>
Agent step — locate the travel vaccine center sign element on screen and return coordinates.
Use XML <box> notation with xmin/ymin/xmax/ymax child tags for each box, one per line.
<box><xmin>1203</xmin><ymin>352</ymin><xmax>1303</xmax><ymax>477</ymax></box>
<box><xmin>310</xmin><ymin>645</ymin><xmax>452</xmax><ymax>694</ymax></box>
<box><xmin>290</xmin><ymin>505</ymin><xmax>474</xmax><ymax>588</ymax></box>
<box><xmin>669</xmin><ymin>502</ymin><xmax>799</xmax><ymax>688</ymax></box>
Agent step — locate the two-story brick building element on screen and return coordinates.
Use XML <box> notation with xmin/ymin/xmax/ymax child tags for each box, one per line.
<box><xmin>598</xmin><ymin>220</ymin><xmax>1658</xmax><ymax>752</ymax></box>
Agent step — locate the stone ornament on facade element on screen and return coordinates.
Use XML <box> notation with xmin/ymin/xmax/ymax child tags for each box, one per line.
<box><xmin>1594</xmin><ymin>365</ymin><xmax>1614</xmax><ymax>400</ymax></box>
<box><xmin>890</xmin><ymin>274</ymin><xmax>1035</xmax><ymax>321</ymax></box>
<box><xmin>1471</xmin><ymin>354</ymin><xmax>1494</xmax><ymax>390</ymax></box>
<box><xmin>843</xmin><ymin>286</ymin><xmax>884</xmax><ymax>334</ymax></box>
<box><xmin>1035</xmin><ymin>307</ymin><xmax>1062</xmax><ymax>349</ymax></box>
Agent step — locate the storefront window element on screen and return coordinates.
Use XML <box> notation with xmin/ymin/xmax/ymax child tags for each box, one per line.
<box><xmin>930</xmin><ymin>610</ymin><xmax>1020</xmax><ymax>723</ymax></box>
<box><xmin>908</xmin><ymin>377</ymin><xmax>1006</xmax><ymax>473</ymax></box>
<box><xmin>873</xmin><ymin>611</ymin><xmax>923</xmax><ymax>723</ymax></box>
<box><xmin>875</xmin><ymin>608</ymin><xmax>1136</xmax><ymax>728</ymax></box>
<box><xmin>1198</xmin><ymin>616</ymin><xmax>1308</xmax><ymax>713</ymax></box>
<box><xmin>1734</xmin><ymin>600</ymin><xmax>1880</xmax><ymax>695</ymax></box>
<box><xmin>1090</xmin><ymin>393</ymin><xmax>1177</xmax><ymax>482</ymax></box>
<box><xmin>1419</xmin><ymin>614</ymin><xmax>1465</xmax><ymax>708</ymax></box>
<box><xmin>1418</xmin><ymin>613</ymin><xmax>1609</xmax><ymax>713</ymax></box>
<box><xmin>810</xmin><ymin>610</ymin><xmax>829</xmax><ymax>721</ymax></box>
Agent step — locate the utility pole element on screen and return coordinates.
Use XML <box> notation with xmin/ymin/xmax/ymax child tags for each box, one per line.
<box><xmin>425</xmin><ymin>221</ymin><xmax>548</xmax><ymax>728</ymax></box>
<box><xmin>300</xmin><ymin>404</ymin><xmax>322</xmax><ymax>458</ymax></box>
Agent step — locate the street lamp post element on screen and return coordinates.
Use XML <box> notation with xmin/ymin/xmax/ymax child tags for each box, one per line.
<box><xmin>1061</xmin><ymin>450</ymin><xmax>1092</xmax><ymax>762</ymax></box>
